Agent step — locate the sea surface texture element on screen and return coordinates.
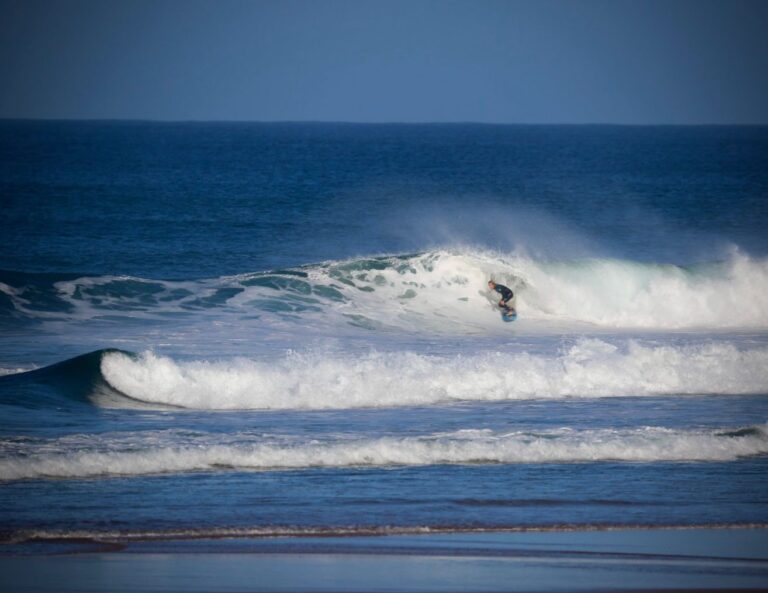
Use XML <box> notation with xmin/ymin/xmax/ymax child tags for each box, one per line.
<box><xmin>1</xmin><ymin>122</ymin><xmax>767</xmax><ymax>545</ymax></box>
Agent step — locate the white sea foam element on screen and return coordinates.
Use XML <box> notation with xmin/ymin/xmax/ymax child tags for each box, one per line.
<box><xmin>1</xmin><ymin>426</ymin><xmax>765</xmax><ymax>480</ymax></box>
<box><xmin>305</xmin><ymin>249</ymin><xmax>768</xmax><ymax>331</ymax></box>
<box><xmin>0</xmin><ymin>366</ymin><xmax>30</xmax><ymax>377</ymax></box>
<box><xmin>511</xmin><ymin>251</ymin><xmax>768</xmax><ymax>329</ymax></box>
<box><xmin>99</xmin><ymin>339</ymin><xmax>768</xmax><ymax>410</ymax></box>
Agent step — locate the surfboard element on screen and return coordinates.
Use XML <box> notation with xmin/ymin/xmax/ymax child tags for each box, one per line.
<box><xmin>501</xmin><ymin>309</ymin><xmax>517</xmax><ymax>322</ymax></box>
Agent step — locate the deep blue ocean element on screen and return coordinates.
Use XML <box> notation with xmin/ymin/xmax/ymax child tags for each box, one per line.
<box><xmin>1</xmin><ymin>121</ymin><xmax>768</xmax><ymax>547</ymax></box>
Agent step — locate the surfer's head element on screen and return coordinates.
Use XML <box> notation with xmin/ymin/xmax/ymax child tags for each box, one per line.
<box><xmin>488</xmin><ymin>280</ymin><xmax>496</xmax><ymax>289</ymax></box>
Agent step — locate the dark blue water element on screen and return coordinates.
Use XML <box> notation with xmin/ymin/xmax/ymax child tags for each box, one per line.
<box><xmin>1</xmin><ymin>122</ymin><xmax>767</xmax><ymax>547</ymax></box>
<box><xmin>3</xmin><ymin>122</ymin><xmax>768</xmax><ymax>278</ymax></box>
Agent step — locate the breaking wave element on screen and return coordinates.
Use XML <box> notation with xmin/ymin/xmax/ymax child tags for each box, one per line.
<box><xmin>2</xmin><ymin>249</ymin><xmax>768</xmax><ymax>331</ymax></box>
<box><xmin>3</xmin><ymin>339</ymin><xmax>768</xmax><ymax>410</ymax></box>
<box><xmin>101</xmin><ymin>340</ymin><xmax>768</xmax><ymax>409</ymax></box>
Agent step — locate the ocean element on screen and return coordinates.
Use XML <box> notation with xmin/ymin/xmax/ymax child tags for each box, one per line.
<box><xmin>1</xmin><ymin>121</ymin><xmax>768</xmax><ymax>588</ymax></box>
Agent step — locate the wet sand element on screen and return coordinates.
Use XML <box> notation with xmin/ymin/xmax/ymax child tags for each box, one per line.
<box><xmin>2</xmin><ymin>528</ymin><xmax>768</xmax><ymax>592</ymax></box>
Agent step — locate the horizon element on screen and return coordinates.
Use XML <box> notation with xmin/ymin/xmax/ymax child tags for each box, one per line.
<box><xmin>3</xmin><ymin>118</ymin><xmax>768</xmax><ymax>127</ymax></box>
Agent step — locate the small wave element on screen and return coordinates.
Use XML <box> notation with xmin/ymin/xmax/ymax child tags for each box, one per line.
<box><xmin>97</xmin><ymin>340</ymin><xmax>768</xmax><ymax>410</ymax></box>
<box><xmin>5</xmin><ymin>522</ymin><xmax>766</xmax><ymax>545</ymax></box>
<box><xmin>1</xmin><ymin>426</ymin><xmax>765</xmax><ymax>481</ymax></box>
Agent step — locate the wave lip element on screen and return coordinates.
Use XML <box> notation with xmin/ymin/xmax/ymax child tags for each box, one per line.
<box><xmin>97</xmin><ymin>340</ymin><xmax>768</xmax><ymax>410</ymax></box>
<box><xmin>2</xmin><ymin>425</ymin><xmax>766</xmax><ymax>481</ymax></box>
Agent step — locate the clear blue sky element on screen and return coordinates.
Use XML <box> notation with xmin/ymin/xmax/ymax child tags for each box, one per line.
<box><xmin>1</xmin><ymin>0</ymin><xmax>767</xmax><ymax>123</ymax></box>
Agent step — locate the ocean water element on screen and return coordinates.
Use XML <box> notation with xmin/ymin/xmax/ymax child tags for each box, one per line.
<box><xmin>1</xmin><ymin>121</ymin><xmax>768</xmax><ymax>547</ymax></box>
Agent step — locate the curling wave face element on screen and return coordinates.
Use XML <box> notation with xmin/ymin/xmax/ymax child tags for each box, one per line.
<box><xmin>2</xmin><ymin>249</ymin><xmax>768</xmax><ymax>332</ymax></box>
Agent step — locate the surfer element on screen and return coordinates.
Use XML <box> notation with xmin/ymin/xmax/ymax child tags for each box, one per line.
<box><xmin>488</xmin><ymin>280</ymin><xmax>515</xmax><ymax>315</ymax></box>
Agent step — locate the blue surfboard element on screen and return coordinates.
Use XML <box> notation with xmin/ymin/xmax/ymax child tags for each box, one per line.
<box><xmin>501</xmin><ymin>309</ymin><xmax>517</xmax><ymax>322</ymax></box>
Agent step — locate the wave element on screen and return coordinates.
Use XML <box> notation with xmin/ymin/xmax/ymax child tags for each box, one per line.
<box><xmin>0</xmin><ymin>349</ymin><xmax>167</xmax><ymax>410</ymax></box>
<box><xmin>1</xmin><ymin>426</ymin><xmax>766</xmax><ymax>481</ymax></box>
<box><xmin>3</xmin><ymin>340</ymin><xmax>768</xmax><ymax>410</ymax></box>
<box><xmin>100</xmin><ymin>341</ymin><xmax>768</xmax><ymax>409</ymax></box>
<box><xmin>2</xmin><ymin>249</ymin><xmax>768</xmax><ymax>331</ymax></box>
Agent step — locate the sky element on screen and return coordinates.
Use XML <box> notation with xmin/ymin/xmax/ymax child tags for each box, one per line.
<box><xmin>1</xmin><ymin>0</ymin><xmax>767</xmax><ymax>124</ymax></box>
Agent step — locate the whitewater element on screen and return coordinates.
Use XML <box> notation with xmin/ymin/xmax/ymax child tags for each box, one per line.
<box><xmin>2</xmin><ymin>425</ymin><xmax>767</xmax><ymax>481</ymax></box>
<box><xmin>90</xmin><ymin>340</ymin><xmax>768</xmax><ymax>410</ymax></box>
<box><xmin>3</xmin><ymin>247</ymin><xmax>768</xmax><ymax>538</ymax></box>
<box><xmin>3</xmin><ymin>248</ymin><xmax>767</xmax><ymax>414</ymax></box>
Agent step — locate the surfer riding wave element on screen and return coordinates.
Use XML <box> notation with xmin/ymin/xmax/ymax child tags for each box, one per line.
<box><xmin>488</xmin><ymin>280</ymin><xmax>516</xmax><ymax>317</ymax></box>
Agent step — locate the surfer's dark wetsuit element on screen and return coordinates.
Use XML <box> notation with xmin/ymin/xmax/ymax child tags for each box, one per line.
<box><xmin>488</xmin><ymin>281</ymin><xmax>517</xmax><ymax>319</ymax></box>
<box><xmin>492</xmin><ymin>283</ymin><xmax>514</xmax><ymax>307</ymax></box>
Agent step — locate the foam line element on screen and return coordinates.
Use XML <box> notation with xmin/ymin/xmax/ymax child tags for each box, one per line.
<box><xmin>7</xmin><ymin>522</ymin><xmax>767</xmax><ymax>544</ymax></box>
<box><xmin>1</xmin><ymin>426</ymin><xmax>765</xmax><ymax>480</ymax></box>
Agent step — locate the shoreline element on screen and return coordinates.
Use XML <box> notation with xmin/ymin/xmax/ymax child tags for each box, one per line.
<box><xmin>2</xmin><ymin>527</ymin><xmax>767</xmax><ymax>592</ymax></box>
<box><xmin>4</xmin><ymin>522</ymin><xmax>767</xmax><ymax>549</ymax></box>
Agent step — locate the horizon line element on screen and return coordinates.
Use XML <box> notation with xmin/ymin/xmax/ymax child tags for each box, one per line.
<box><xmin>1</xmin><ymin>117</ymin><xmax>767</xmax><ymax>127</ymax></box>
